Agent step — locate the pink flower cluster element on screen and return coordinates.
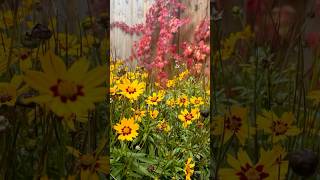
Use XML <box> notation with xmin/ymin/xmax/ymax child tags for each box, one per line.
<box><xmin>131</xmin><ymin>0</ymin><xmax>190</xmax><ymax>86</ymax></box>
<box><xmin>110</xmin><ymin>22</ymin><xmax>144</xmax><ymax>35</ymax></box>
<box><xmin>183</xmin><ymin>41</ymin><xmax>210</xmax><ymax>67</ymax></box>
<box><xmin>180</xmin><ymin>18</ymin><xmax>210</xmax><ymax>75</ymax></box>
<box><xmin>194</xmin><ymin>18</ymin><xmax>210</xmax><ymax>43</ymax></box>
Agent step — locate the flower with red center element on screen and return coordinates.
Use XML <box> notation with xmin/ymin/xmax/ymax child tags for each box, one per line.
<box><xmin>219</xmin><ymin>147</ymin><xmax>288</xmax><ymax>180</ymax></box>
<box><xmin>176</xmin><ymin>94</ymin><xmax>189</xmax><ymax>107</ymax></box>
<box><xmin>113</xmin><ymin>117</ymin><xmax>139</xmax><ymax>141</ymax></box>
<box><xmin>184</xmin><ymin>158</ymin><xmax>195</xmax><ymax>180</ymax></box>
<box><xmin>146</xmin><ymin>91</ymin><xmax>165</xmax><ymax>105</ymax></box>
<box><xmin>178</xmin><ymin>108</ymin><xmax>200</xmax><ymax>128</ymax></box>
<box><xmin>118</xmin><ymin>78</ymin><xmax>145</xmax><ymax>101</ymax></box>
<box><xmin>66</xmin><ymin>140</ymin><xmax>109</xmax><ymax>180</ymax></box>
<box><xmin>257</xmin><ymin>111</ymin><xmax>300</xmax><ymax>143</ymax></box>
<box><xmin>24</xmin><ymin>50</ymin><xmax>107</xmax><ymax>116</ymax></box>
<box><xmin>0</xmin><ymin>75</ymin><xmax>24</xmax><ymax>107</ymax></box>
<box><xmin>213</xmin><ymin>106</ymin><xmax>253</xmax><ymax>145</ymax></box>
<box><xmin>190</xmin><ymin>96</ymin><xmax>204</xmax><ymax>107</ymax></box>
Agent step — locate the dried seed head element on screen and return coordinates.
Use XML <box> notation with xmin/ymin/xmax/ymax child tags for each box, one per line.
<box><xmin>200</xmin><ymin>107</ymin><xmax>210</xmax><ymax>118</ymax></box>
<box><xmin>30</xmin><ymin>24</ymin><xmax>52</xmax><ymax>40</ymax></box>
<box><xmin>289</xmin><ymin>149</ymin><xmax>318</xmax><ymax>177</ymax></box>
<box><xmin>147</xmin><ymin>165</ymin><xmax>155</xmax><ymax>172</ymax></box>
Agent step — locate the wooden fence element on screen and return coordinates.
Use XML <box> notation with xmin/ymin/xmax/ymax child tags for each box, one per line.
<box><xmin>110</xmin><ymin>0</ymin><xmax>210</xmax><ymax>60</ymax></box>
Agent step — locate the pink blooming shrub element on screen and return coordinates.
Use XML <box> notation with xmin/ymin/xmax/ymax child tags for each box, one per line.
<box><xmin>181</xmin><ymin>18</ymin><xmax>210</xmax><ymax>75</ymax></box>
<box><xmin>111</xmin><ymin>0</ymin><xmax>210</xmax><ymax>86</ymax></box>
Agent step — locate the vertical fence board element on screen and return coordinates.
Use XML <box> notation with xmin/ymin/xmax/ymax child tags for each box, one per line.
<box><xmin>110</xmin><ymin>0</ymin><xmax>154</xmax><ymax>60</ymax></box>
<box><xmin>179</xmin><ymin>0</ymin><xmax>210</xmax><ymax>44</ymax></box>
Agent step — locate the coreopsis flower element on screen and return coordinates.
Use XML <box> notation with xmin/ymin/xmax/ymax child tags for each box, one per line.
<box><xmin>66</xmin><ymin>140</ymin><xmax>109</xmax><ymax>180</ymax></box>
<box><xmin>190</xmin><ymin>96</ymin><xmax>204</xmax><ymax>107</ymax></box>
<box><xmin>184</xmin><ymin>158</ymin><xmax>195</xmax><ymax>180</ymax></box>
<box><xmin>146</xmin><ymin>91</ymin><xmax>165</xmax><ymax>105</ymax></box>
<box><xmin>219</xmin><ymin>147</ymin><xmax>288</xmax><ymax>180</ymax></box>
<box><xmin>178</xmin><ymin>108</ymin><xmax>200</xmax><ymax>128</ymax></box>
<box><xmin>220</xmin><ymin>26</ymin><xmax>254</xmax><ymax>60</ymax></box>
<box><xmin>166</xmin><ymin>79</ymin><xmax>175</xmax><ymax>88</ymax></box>
<box><xmin>13</xmin><ymin>48</ymin><xmax>34</xmax><ymax>72</ymax></box>
<box><xmin>149</xmin><ymin>109</ymin><xmax>159</xmax><ymax>119</ymax></box>
<box><xmin>24</xmin><ymin>50</ymin><xmax>107</xmax><ymax>116</ymax></box>
<box><xmin>257</xmin><ymin>111</ymin><xmax>300</xmax><ymax>143</ymax></box>
<box><xmin>156</xmin><ymin>119</ymin><xmax>171</xmax><ymax>132</ymax></box>
<box><xmin>118</xmin><ymin>78</ymin><xmax>145</xmax><ymax>101</ymax></box>
<box><xmin>166</xmin><ymin>98</ymin><xmax>175</xmax><ymax>107</ymax></box>
<box><xmin>176</xmin><ymin>95</ymin><xmax>189</xmax><ymax>107</ymax></box>
<box><xmin>131</xmin><ymin>108</ymin><xmax>146</xmax><ymax>122</ymax></box>
<box><xmin>113</xmin><ymin>117</ymin><xmax>139</xmax><ymax>141</ymax></box>
<box><xmin>0</xmin><ymin>75</ymin><xmax>24</xmax><ymax>106</ymax></box>
<box><xmin>213</xmin><ymin>106</ymin><xmax>252</xmax><ymax>145</ymax></box>
<box><xmin>178</xmin><ymin>70</ymin><xmax>189</xmax><ymax>81</ymax></box>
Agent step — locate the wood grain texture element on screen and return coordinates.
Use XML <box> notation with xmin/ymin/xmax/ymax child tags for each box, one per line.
<box><xmin>110</xmin><ymin>0</ymin><xmax>155</xmax><ymax>60</ymax></box>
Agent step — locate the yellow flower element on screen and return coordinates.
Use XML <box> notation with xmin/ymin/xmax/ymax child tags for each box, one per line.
<box><xmin>149</xmin><ymin>109</ymin><xmax>159</xmax><ymax>119</ymax></box>
<box><xmin>257</xmin><ymin>111</ymin><xmax>300</xmax><ymax>143</ymax></box>
<box><xmin>66</xmin><ymin>140</ymin><xmax>109</xmax><ymax>180</ymax></box>
<box><xmin>178</xmin><ymin>70</ymin><xmax>189</xmax><ymax>81</ymax></box>
<box><xmin>13</xmin><ymin>48</ymin><xmax>34</xmax><ymax>72</ymax></box>
<box><xmin>24</xmin><ymin>50</ymin><xmax>107</xmax><ymax>116</ymax></box>
<box><xmin>156</xmin><ymin>119</ymin><xmax>171</xmax><ymax>132</ymax></box>
<box><xmin>219</xmin><ymin>147</ymin><xmax>288</xmax><ymax>180</ymax></box>
<box><xmin>166</xmin><ymin>98</ymin><xmax>175</xmax><ymax>107</ymax></box>
<box><xmin>118</xmin><ymin>78</ymin><xmax>145</xmax><ymax>101</ymax></box>
<box><xmin>0</xmin><ymin>75</ymin><xmax>24</xmax><ymax>107</ymax></box>
<box><xmin>213</xmin><ymin>106</ymin><xmax>252</xmax><ymax>145</ymax></box>
<box><xmin>113</xmin><ymin>117</ymin><xmax>139</xmax><ymax>141</ymax></box>
<box><xmin>146</xmin><ymin>91</ymin><xmax>165</xmax><ymax>105</ymax></box>
<box><xmin>176</xmin><ymin>95</ymin><xmax>189</xmax><ymax>107</ymax></box>
<box><xmin>166</xmin><ymin>79</ymin><xmax>175</xmax><ymax>88</ymax></box>
<box><xmin>190</xmin><ymin>96</ymin><xmax>204</xmax><ymax>107</ymax></box>
<box><xmin>131</xmin><ymin>108</ymin><xmax>146</xmax><ymax>122</ymax></box>
<box><xmin>178</xmin><ymin>108</ymin><xmax>200</xmax><ymax>128</ymax></box>
<box><xmin>184</xmin><ymin>158</ymin><xmax>195</xmax><ymax>180</ymax></box>
<box><xmin>220</xmin><ymin>26</ymin><xmax>253</xmax><ymax>61</ymax></box>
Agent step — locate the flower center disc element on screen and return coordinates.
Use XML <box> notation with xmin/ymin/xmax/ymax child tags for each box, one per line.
<box><xmin>126</xmin><ymin>86</ymin><xmax>136</xmax><ymax>94</ymax></box>
<box><xmin>151</xmin><ymin>96</ymin><xmax>158</xmax><ymax>102</ymax></box>
<box><xmin>50</xmin><ymin>79</ymin><xmax>84</xmax><ymax>103</ymax></box>
<box><xmin>185</xmin><ymin>113</ymin><xmax>193</xmax><ymax>121</ymax></box>
<box><xmin>225</xmin><ymin>115</ymin><xmax>242</xmax><ymax>132</ymax></box>
<box><xmin>245</xmin><ymin>168</ymin><xmax>261</xmax><ymax>180</ymax></box>
<box><xmin>58</xmin><ymin>81</ymin><xmax>78</xmax><ymax>98</ymax></box>
<box><xmin>122</xmin><ymin>126</ymin><xmax>132</xmax><ymax>135</ymax></box>
<box><xmin>272</xmin><ymin>120</ymin><xmax>288</xmax><ymax>135</ymax></box>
